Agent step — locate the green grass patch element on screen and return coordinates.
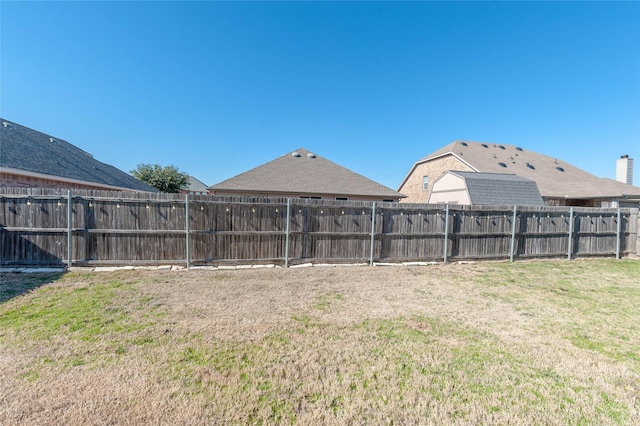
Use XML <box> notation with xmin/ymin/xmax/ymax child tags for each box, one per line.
<box><xmin>1</xmin><ymin>260</ymin><xmax>639</xmax><ymax>424</ymax></box>
<box><xmin>0</xmin><ymin>272</ymin><xmax>166</xmax><ymax>376</ymax></box>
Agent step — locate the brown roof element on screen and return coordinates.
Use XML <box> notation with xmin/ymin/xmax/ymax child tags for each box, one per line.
<box><xmin>404</xmin><ymin>140</ymin><xmax>640</xmax><ymax>200</ymax></box>
<box><xmin>210</xmin><ymin>148</ymin><xmax>405</xmax><ymax>199</ymax></box>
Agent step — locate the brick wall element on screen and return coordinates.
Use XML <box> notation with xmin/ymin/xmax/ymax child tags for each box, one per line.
<box><xmin>0</xmin><ymin>173</ymin><xmax>112</xmax><ymax>191</ymax></box>
<box><xmin>399</xmin><ymin>155</ymin><xmax>474</xmax><ymax>203</ymax></box>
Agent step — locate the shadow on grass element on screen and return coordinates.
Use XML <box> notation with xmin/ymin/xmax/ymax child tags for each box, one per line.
<box><xmin>0</xmin><ymin>272</ymin><xmax>67</xmax><ymax>303</ymax></box>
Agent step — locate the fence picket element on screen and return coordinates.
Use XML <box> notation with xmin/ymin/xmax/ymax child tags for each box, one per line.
<box><xmin>0</xmin><ymin>188</ymin><xmax>637</xmax><ymax>267</ymax></box>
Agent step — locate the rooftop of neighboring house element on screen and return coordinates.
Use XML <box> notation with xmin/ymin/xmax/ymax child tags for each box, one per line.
<box><xmin>403</xmin><ymin>140</ymin><xmax>640</xmax><ymax>200</ymax></box>
<box><xmin>438</xmin><ymin>171</ymin><xmax>545</xmax><ymax>206</ymax></box>
<box><xmin>0</xmin><ymin>118</ymin><xmax>157</xmax><ymax>192</ymax></box>
<box><xmin>210</xmin><ymin>148</ymin><xmax>405</xmax><ymax>200</ymax></box>
<box><xmin>185</xmin><ymin>175</ymin><xmax>209</xmax><ymax>193</ymax></box>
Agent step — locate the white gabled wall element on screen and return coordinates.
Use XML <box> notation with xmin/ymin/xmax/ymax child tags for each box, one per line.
<box><xmin>427</xmin><ymin>172</ymin><xmax>470</xmax><ymax>205</ymax></box>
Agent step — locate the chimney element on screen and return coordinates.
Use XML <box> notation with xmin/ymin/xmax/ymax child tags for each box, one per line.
<box><xmin>616</xmin><ymin>155</ymin><xmax>633</xmax><ymax>185</ymax></box>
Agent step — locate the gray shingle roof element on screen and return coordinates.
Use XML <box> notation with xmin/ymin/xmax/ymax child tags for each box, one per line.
<box><xmin>448</xmin><ymin>171</ymin><xmax>545</xmax><ymax>206</ymax></box>
<box><xmin>186</xmin><ymin>175</ymin><xmax>209</xmax><ymax>192</ymax></box>
<box><xmin>210</xmin><ymin>148</ymin><xmax>405</xmax><ymax>199</ymax></box>
<box><xmin>0</xmin><ymin>118</ymin><xmax>157</xmax><ymax>192</ymax></box>
<box><xmin>408</xmin><ymin>140</ymin><xmax>640</xmax><ymax>199</ymax></box>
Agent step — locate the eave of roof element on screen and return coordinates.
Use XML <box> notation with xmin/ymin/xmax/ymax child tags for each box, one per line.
<box><xmin>0</xmin><ymin>167</ymin><xmax>155</xmax><ymax>192</ymax></box>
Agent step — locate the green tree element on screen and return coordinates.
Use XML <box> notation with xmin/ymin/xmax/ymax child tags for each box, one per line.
<box><xmin>131</xmin><ymin>163</ymin><xmax>189</xmax><ymax>193</ymax></box>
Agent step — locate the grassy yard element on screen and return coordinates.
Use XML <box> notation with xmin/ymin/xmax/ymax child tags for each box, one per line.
<box><xmin>1</xmin><ymin>259</ymin><xmax>639</xmax><ymax>425</ymax></box>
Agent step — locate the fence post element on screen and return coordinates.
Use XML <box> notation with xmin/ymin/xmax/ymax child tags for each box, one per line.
<box><xmin>285</xmin><ymin>198</ymin><xmax>291</xmax><ymax>268</ymax></box>
<box><xmin>185</xmin><ymin>194</ymin><xmax>190</xmax><ymax>269</ymax></box>
<box><xmin>67</xmin><ymin>190</ymin><xmax>73</xmax><ymax>268</ymax></box>
<box><xmin>369</xmin><ymin>202</ymin><xmax>376</xmax><ymax>266</ymax></box>
<box><xmin>567</xmin><ymin>207</ymin><xmax>574</xmax><ymax>260</ymax></box>
<box><xmin>443</xmin><ymin>204</ymin><xmax>450</xmax><ymax>264</ymax></box>
<box><xmin>510</xmin><ymin>205</ymin><xmax>518</xmax><ymax>262</ymax></box>
<box><xmin>616</xmin><ymin>207</ymin><xmax>621</xmax><ymax>260</ymax></box>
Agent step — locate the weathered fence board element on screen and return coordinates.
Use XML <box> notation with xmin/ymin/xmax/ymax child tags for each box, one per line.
<box><xmin>0</xmin><ymin>188</ymin><xmax>638</xmax><ymax>267</ymax></box>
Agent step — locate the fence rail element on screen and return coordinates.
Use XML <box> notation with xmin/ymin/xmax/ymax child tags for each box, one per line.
<box><xmin>1</xmin><ymin>188</ymin><xmax>638</xmax><ymax>267</ymax></box>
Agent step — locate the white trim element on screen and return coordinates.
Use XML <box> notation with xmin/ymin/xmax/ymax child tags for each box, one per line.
<box><xmin>397</xmin><ymin>150</ymin><xmax>479</xmax><ymax>191</ymax></box>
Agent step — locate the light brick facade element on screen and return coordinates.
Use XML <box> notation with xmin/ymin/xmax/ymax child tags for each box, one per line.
<box><xmin>0</xmin><ymin>172</ymin><xmax>120</xmax><ymax>191</ymax></box>
<box><xmin>398</xmin><ymin>155</ymin><xmax>474</xmax><ymax>203</ymax></box>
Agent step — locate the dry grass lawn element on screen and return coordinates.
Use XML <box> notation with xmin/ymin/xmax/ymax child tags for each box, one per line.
<box><xmin>1</xmin><ymin>259</ymin><xmax>639</xmax><ymax>425</ymax></box>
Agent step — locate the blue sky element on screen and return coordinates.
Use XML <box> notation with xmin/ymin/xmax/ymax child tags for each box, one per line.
<box><xmin>2</xmin><ymin>1</ymin><xmax>639</xmax><ymax>189</ymax></box>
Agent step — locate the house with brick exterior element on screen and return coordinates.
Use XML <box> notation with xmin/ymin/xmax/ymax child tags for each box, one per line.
<box><xmin>210</xmin><ymin>148</ymin><xmax>405</xmax><ymax>202</ymax></box>
<box><xmin>0</xmin><ymin>118</ymin><xmax>156</xmax><ymax>192</ymax></box>
<box><xmin>399</xmin><ymin>140</ymin><xmax>640</xmax><ymax>207</ymax></box>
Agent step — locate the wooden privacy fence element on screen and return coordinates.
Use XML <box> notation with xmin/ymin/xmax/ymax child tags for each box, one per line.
<box><xmin>1</xmin><ymin>188</ymin><xmax>638</xmax><ymax>267</ymax></box>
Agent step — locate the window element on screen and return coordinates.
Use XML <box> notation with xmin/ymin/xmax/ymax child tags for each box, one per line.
<box><xmin>335</xmin><ymin>197</ymin><xmax>348</xmax><ymax>201</ymax></box>
<box><xmin>383</xmin><ymin>199</ymin><xmax>395</xmax><ymax>203</ymax></box>
<box><xmin>299</xmin><ymin>196</ymin><xmax>321</xmax><ymax>199</ymax></box>
<box><xmin>422</xmin><ymin>176</ymin><xmax>429</xmax><ymax>190</ymax></box>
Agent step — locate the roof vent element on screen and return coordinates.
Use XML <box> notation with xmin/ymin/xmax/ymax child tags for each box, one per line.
<box><xmin>515</xmin><ymin>147</ymin><xmax>523</xmax><ymax>151</ymax></box>
<box><xmin>307</xmin><ymin>153</ymin><xmax>316</xmax><ymax>158</ymax></box>
<box><xmin>498</xmin><ymin>145</ymin><xmax>506</xmax><ymax>150</ymax></box>
<box><xmin>481</xmin><ymin>144</ymin><xmax>488</xmax><ymax>148</ymax></box>
<box><xmin>2</xmin><ymin>121</ymin><xmax>11</xmax><ymax>128</ymax></box>
<box><xmin>556</xmin><ymin>167</ymin><xmax>565</xmax><ymax>172</ymax></box>
<box><xmin>49</xmin><ymin>137</ymin><xmax>56</xmax><ymax>143</ymax></box>
<box><xmin>526</xmin><ymin>163</ymin><xmax>535</xmax><ymax>170</ymax></box>
<box><xmin>460</xmin><ymin>142</ymin><xmax>468</xmax><ymax>147</ymax></box>
<box><xmin>291</xmin><ymin>152</ymin><xmax>301</xmax><ymax>157</ymax></box>
<box><xmin>498</xmin><ymin>162</ymin><xmax>507</xmax><ymax>168</ymax></box>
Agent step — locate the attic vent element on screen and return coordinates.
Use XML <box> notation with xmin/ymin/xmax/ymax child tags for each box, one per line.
<box><xmin>307</xmin><ymin>153</ymin><xmax>316</xmax><ymax>158</ymax></box>
<box><xmin>556</xmin><ymin>167</ymin><xmax>565</xmax><ymax>172</ymax></box>
<box><xmin>498</xmin><ymin>162</ymin><xmax>507</xmax><ymax>168</ymax></box>
<box><xmin>2</xmin><ymin>121</ymin><xmax>11</xmax><ymax>128</ymax></box>
<box><xmin>498</xmin><ymin>145</ymin><xmax>506</xmax><ymax>150</ymax></box>
<box><xmin>49</xmin><ymin>137</ymin><xmax>55</xmax><ymax>143</ymax></box>
<box><xmin>291</xmin><ymin>152</ymin><xmax>301</xmax><ymax>157</ymax></box>
<box><xmin>515</xmin><ymin>147</ymin><xmax>523</xmax><ymax>151</ymax></box>
<box><xmin>481</xmin><ymin>144</ymin><xmax>489</xmax><ymax>148</ymax></box>
<box><xmin>526</xmin><ymin>163</ymin><xmax>535</xmax><ymax>170</ymax></box>
<box><xmin>460</xmin><ymin>142</ymin><xmax>468</xmax><ymax>146</ymax></box>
